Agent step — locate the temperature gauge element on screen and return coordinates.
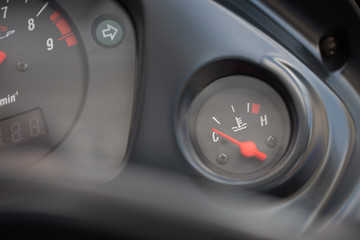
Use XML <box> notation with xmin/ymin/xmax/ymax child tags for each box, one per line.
<box><xmin>187</xmin><ymin>75</ymin><xmax>292</xmax><ymax>185</ymax></box>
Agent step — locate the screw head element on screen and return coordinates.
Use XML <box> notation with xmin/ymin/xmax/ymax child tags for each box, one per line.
<box><xmin>265</xmin><ymin>136</ymin><xmax>277</xmax><ymax>148</ymax></box>
<box><xmin>16</xmin><ymin>61</ymin><xmax>29</xmax><ymax>72</ymax></box>
<box><xmin>217</xmin><ymin>153</ymin><xmax>229</xmax><ymax>165</ymax></box>
<box><xmin>320</xmin><ymin>36</ymin><xmax>339</xmax><ymax>57</ymax></box>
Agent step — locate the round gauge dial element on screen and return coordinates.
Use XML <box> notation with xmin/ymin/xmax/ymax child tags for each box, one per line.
<box><xmin>188</xmin><ymin>75</ymin><xmax>292</xmax><ymax>185</ymax></box>
<box><xmin>0</xmin><ymin>0</ymin><xmax>86</xmax><ymax>164</ymax></box>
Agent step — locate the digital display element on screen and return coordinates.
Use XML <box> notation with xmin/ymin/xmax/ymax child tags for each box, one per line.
<box><xmin>0</xmin><ymin>109</ymin><xmax>47</xmax><ymax>150</ymax></box>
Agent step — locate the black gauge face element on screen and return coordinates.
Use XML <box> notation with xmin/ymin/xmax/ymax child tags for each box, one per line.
<box><xmin>188</xmin><ymin>76</ymin><xmax>291</xmax><ymax>184</ymax></box>
<box><xmin>0</xmin><ymin>1</ymin><xmax>86</xmax><ymax>162</ymax></box>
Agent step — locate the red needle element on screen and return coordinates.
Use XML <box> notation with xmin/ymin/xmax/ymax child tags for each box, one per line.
<box><xmin>0</xmin><ymin>51</ymin><xmax>6</xmax><ymax>65</ymax></box>
<box><xmin>212</xmin><ymin>128</ymin><xmax>267</xmax><ymax>161</ymax></box>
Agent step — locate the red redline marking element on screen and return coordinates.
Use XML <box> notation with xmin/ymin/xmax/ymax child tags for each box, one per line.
<box><xmin>57</xmin><ymin>32</ymin><xmax>73</xmax><ymax>41</ymax></box>
<box><xmin>0</xmin><ymin>51</ymin><xmax>6</xmax><ymax>65</ymax></box>
<box><xmin>50</xmin><ymin>11</ymin><xmax>78</xmax><ymax>47</ymax></box>
<box><xmin>251</xmin><ymin>103</ymin><xmax>260</xmax><ymax>114</ymax></box>
<box><xmin>55</xmin><ymin>18</ymin><xmax>72</xmax><ymax>35</ymax></box>
<box><xmin>49</xmin><ymin>11</ymin><xmax>61</xmax><ymax>21</ymax></box>
<box><xmin>65</xmin><ymin>35</ymin><xmax>78</xmax><ymax>47</ymax></box>
<box><xmin>52</xmin><ymin>16</ymin><xmax>63</xmax><ymax>25</ymax></box>
<box><xmin>58</xmin><ymin>33</ymin><xmax>78</xmax><ymax>47</ymax></box>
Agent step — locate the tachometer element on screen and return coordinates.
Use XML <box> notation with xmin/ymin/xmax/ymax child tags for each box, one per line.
<box><xmin>0</xmin><ymin>0</ymin><xmax>86</xmax><ymax>166</ymax></box>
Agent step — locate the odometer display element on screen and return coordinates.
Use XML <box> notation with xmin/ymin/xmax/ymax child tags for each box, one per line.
<box><xmin>0</xmin><ymin>109</ymin><xmax>47</xmax><ymax>150</ymax></box>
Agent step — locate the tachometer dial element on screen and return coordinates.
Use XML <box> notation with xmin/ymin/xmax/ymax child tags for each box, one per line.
<box><xmin>0</xmin><ymin>0</ymin><xmax>86</xmax><ymax>165</ymax></box>
<box><xmin>187</xmin><ymin>75</ymin><xmax>292</xmax><ymax>185</ymax></box>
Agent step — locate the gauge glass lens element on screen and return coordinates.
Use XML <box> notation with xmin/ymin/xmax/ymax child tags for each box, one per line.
<box><xmin>188</xmin><ymin>76</ymin><xmax>291</xmax><ymax>183</ymax></box>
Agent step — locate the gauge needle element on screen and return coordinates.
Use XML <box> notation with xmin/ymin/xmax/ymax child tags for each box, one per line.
<box><xmin>212</xmin><ymin>128</ymin><xmax>267</xmax><ymax>161</ymax></box>
<box><xmin>0</xmin><ymin>51</ymin><xmax>6</xmax><ymax>65</ymax></box>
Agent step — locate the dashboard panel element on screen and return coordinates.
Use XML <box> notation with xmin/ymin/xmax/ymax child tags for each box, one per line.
<box><xmin>1</xmin><ymin>0</ymin><xmax>360</xmax><ymax>239</ymax></box>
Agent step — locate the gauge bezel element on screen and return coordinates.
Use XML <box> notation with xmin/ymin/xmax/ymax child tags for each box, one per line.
<box><xmin>175</xmin><ymin>59</ymin><xmax>311</xmax><ymax>189</ymax></box>
<box><xmin>188</xmin><ymin>76</ymin><xmax>292</xmax><ymax>181</ymax></box>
